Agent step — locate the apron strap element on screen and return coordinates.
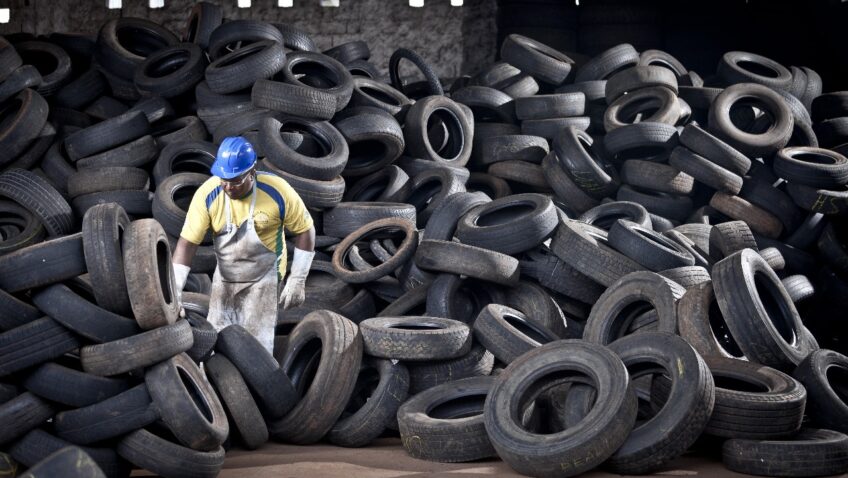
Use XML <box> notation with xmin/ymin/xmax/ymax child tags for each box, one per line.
<box><xmin>223</xmin><ymin>182</ymin><xmax>258</xmax><ymax>228</ymax></box>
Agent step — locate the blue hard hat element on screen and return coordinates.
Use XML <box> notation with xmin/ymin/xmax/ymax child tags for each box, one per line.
<box><xmin>212</xmin><ymin>136</ymin><xmax>257</xmax><ymax>179</ymax></box>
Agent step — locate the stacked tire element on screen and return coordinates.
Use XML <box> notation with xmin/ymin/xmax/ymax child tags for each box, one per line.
<box><xmin>2</xmin><ymin>5</ymin><xmax>848</xmax><ymax>478</ymax></box>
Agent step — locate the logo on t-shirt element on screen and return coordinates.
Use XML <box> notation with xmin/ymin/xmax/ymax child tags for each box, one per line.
<box><xmin>254</xmin><ymin>211</ymin><xmax>271</xmax><ymax>227</ymax></box>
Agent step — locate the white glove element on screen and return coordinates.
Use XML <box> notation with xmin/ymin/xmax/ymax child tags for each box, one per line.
<box><xmin>279</xmin><ymin>247</ymin><xmax>315</xmax><ymax>310</ymax></box>
<box><xmin>173</xmin><ymin>263</ymin><xmax>191</xmax><ymax>318</ymax></box>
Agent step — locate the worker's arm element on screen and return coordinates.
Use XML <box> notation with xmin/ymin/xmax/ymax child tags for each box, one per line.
<box><xmin>173</xmin><ymin>237</ymin><xmax>200</xmax><ymax>267</ymax></box>
<box><xmin>291</xmin><ymin>224</ymin><xmax>316</xmax><ymax>253</ymax></box>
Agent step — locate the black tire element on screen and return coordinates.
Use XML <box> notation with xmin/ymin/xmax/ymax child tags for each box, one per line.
<box><xmin>407</xmin><ymin>344</ymin><xmax>494</xmax><ymax>395</ymax></box>
<box><xmin>206</xmin><ymin>19</ymin><xmax>283</xmax><ymax>60</ymax></box>
<box><xmin>658</xmin><ymin>265</ymin><xmax>711</xmax><ymax>288</ymax></box>
<box><xmin>152</xmin><ymin>140</ymin><xmax>216</xmax><ymax>186</ymax></box>
<box><xmin>398</xmin><ymin>376</ymin><xmax>497</xmax><ymax>462</ymax></box>
<box><xmin>774</xmin><ymin>146</ymin><xmax>848</xmax><ymax>189</ymax></box>
<box><xmin>519</xmin><ymin>245</ymin><xmax>605</xmax><ymax>305</ymax></box>
<box><xmin>415</xmin><ymin>239</ymin><xmax>520</xmax><ymax>286</ymax></box>
<box><xmin>722</xmin><ymin>428</ymin><xmax>848</xmax><ymax>478</ymax></box>
<box><xmin>14</xmin><ymin>41</ymin><xmax>72</xmax><ymax>98</ymax></box>
<box><xmin>123</xmin><ymin>219</ymin><xmax>179</xmax><ymax>329</ymax></box>
<box><xmin>63</xmin><ymin>110</ymin><xmax>150</xmax><ymax>161</ymax></box>
<box><xmin>598</xmin><ymin>332</ymin><xmax>715</xmax><ymax>474</ymax></box>
<box><xmin>67</xmin><ymin>167</ymin><xmax>149</xmax><ymax>199</ymax></box>
<box><xmin>9</xmin><ymin>429</ymin><xmax>129</xmax><ymax>478</ymax></box>
<box><xmin>451</xmin><ymin>86</ymin><xmax>515</xmax><ymax>123</ymax></box>
<box><xmin>204</xmin><ymin>354</ymin><xmax>268</xmax><ymax>450</ymax></box>
<box><xmin>583</xmin><ymin>271</ymin><xmax>684</xmax><ymax>344</ymax></box>
<box><xmin>359</xmin><ymin>316</ymin><xmax>471</xmax><ymax>361</ymax></box>
<box><xmin>389</xmin><ymin>48</ymin><xmax>443</xmax><ymax>97</ymax></box>
<box><xmin>184</xmin><ymin>312</ymin><xmax>216</xmax><ymax>362</ymax></box>
<box><xmin>116</xmin><ymin>429</ymin><xmax>225</xmax><ymax>478</ymax></box>
<box><xmin>0</xmin><ymin>37</ymin><xmax>22</xmax><ymax>82</ymax></box>
<box><xmin>31</xmin><ymin>284</ymin><xmax>140</xmax><ymax>343</ymax></box>
<box><xmin>0</xmin><ymin>168</ymin><xmax>74</xmax><ymax>237</ymax></box>
<box><xmin>669</xmin><ymin>357</ymin><xmax>805</xmax><ymax>439</ymax></box>
<box><xmin>473</xmin><ymin>304</ymin><xmax>558</xmax><ymax>364</ymax></box>
<box><xmin>251</xmin><ymin>79</ymin><xmax>336</xmax><ymax>120</ymax></box>
<box><xmin>0</xmin><ymin>233</ymin><xmax>85</xmax><ymax>293</ymax></box>
<box><xmin>53</xmin><ymin>384</ymin><xmax>158</xmax><ymax>445</ymax></box>
<box><xmin>605</xmin><ymin>65</ymin><xmax>679</xmax><ymax>103</ymax></box>
<box><xmin>669</xmin><ymin>146</ymin><xmax>743</xmax><ymax>194</ymax></box>
<box><xmin>574</xmin><ymin>43</ymin><xmax>640</xmax><ymax>83</ymax></box>
<box><xmin>549</xmin><ymin>218</ymin><xmax>644</xmax><ymax>287</ymax></box>
<box><xmin>0</xmin><ymin>287</ymin><xmax>40</xmax><ymax>331</ymax></box>
<box><xmin>710</xmin><ymin>192</ymin><xmax>783</xmax><ymax>239</ymax></box>
<box><xmin>521</xmin><ymin>116</ymin><xmax>591</xmax><ymax>140</ymax></box>
<box><xmin>335</xmin><ymin>110</ymin><xmax>405</xmax><ymax>178</ymax></box>
<box><xmin>552</xmin><ymin>126</ymin><xmax>619</xmax><ymax>199</ymax></box>
<box><xmin>0</xmin><ymin>88</ymin><xmax>49</xmax><ymax>162</ymax></box>
<box><xmin>214</xmin><ymin>324</ymin><xmax>297</xmax><ymax>420</ymax></box>
<box><xmin>708</xmin><ymin>82</ymin><xmax>793</xmax><ymax>158</ymax></box>
<box><xmin>151</xmin><ymin>115</ymin><xmax>207</xmax><ymax>147</ymax></box>
<box><xmin>17</xmin><ymin>446</ymin><xmax>106</xmax><ymax>478</ymax></box>
<box><xmin>608</xmin><ymin>219</ymin><xmax>696</xmax><ymax>271</ymax></box>
<box><xmin>324</xmin><ymin>40</ymin><xmax>370</xmax><ymax>64</ymax></box>
<box><xmin>71</xmin><ymin>190</ymin><xmax>153</xmax><ymax>218</ymax></box>
<box><xmin>145</xmin><ymin>353</ymin><xmax>228</xmax><ymax>451</ymax></box>
<box><xmin>739</xmin><ymin>177</ymin><xmax>804</xmax><ymax>233</ymax></box>
<box><xmin>349</xmin><ymin>77</ymin><xmax>412</xmax><ymax>118</ymax></box>
<box><xmin>501</xmin><ymin>34</ymin><xmax>573</xmax><ymax>85</ymax></box>
<box><xmin>542</xmin><ymin>151</ymin><xmax>600</xmax><ymax>214</ymax></box>
<box><xmin>95</xmin><ymin>18</ymin><xmax>178</xmax><ymax>80</ymax></box>
<box><xmin>0</xmin><ymin>392</ymin><xmax>55</xmax><ymax>445</ymax></box>
<box><xmin>479</xmin><ymin>134</ymin><xmax>549</xmax><ymax>165</ymax></box>
<box><xmin>785</xmin><ymin>181</ymin><xmax>848</xmax><ymax>216</ymax></box>
<box><xmin>484</xmin><ymin>340</ymin><xmax>637</xmax><ymax>477</ymax></box>
<box><xmin>0</xmin><ymin>200</ymin><xmax>45</xmax><ymax>256</ymax></box>
<box><xmin>455</xmin><ymin>193</ymin><xmax>557</xmax><ymax>255</ymax></box>
<box><xmin>617</xmin><ymin>184</ymin><xmax>693</xmax><ymax>222</ymax></box>
<box><xmin>323</xmin><ymin>202</ymin><xmax>416</xmax><ymax>239</ymax></box>
<box><xmin>80</xmin><ymin>320</ymin><xmax>193</xmax><ymax>377</ymax></box>
<box><xmin>712</xmin><ymin>249</ymin><xmax>813</xmax><ymax>372</ymax></box>
<box><xmin>271</xmin><ymin>310</ymin><xmax>363</xmax><ymax>444</ymax></box>
<box><xmin>183</xmin><ymin>1</ymin><xmax>223</xmax><ymax>49</ymax></box>
<box><xmin>134</xmin><ymin>43</ymin><xmax>207</xmax><ymax>98</ymax></box>
<box><xmin>793</xmin><ymin>349</ymin><xmax>848</xmax><ymax>433</ymax></box>
<box><xmin>0</xmin><ymin>66</ymin><xmax>42</xmax><ymax>106</ymax></box>
<box><xmin>604</xmin><ymin>86</ymin><xmax>680</xmax><ymax>132</ymax></box>
<box><xmin>679</xmin><ymin>122</ymin><xmax>751</xmax><ymax>176</ymax></box>
<box><xmin>259</xmin><ymin>117</ymin><xmax>347</xmax><ymax>180</ymax></box>
<box><xmin>603</xmin><ymin>121</ymin><xmax>679</xmax><ymax>162</ymax></box>
<box><xmin>717</xmin><ymin>51</ymin><xmax>793</xmax><ymax>91</ymax></box>
<box><xmin>280</xmin><ymin>51</ymin><xmax>353</xmax><ymax>111</ymax></box>
<box><xmin>204</xmin><ymin>40</ymin><xmax>285</xmax><ymax>95</ymax></box>
<box><xmin>620</xmin><ymin>159</ymin><xmax>694</xmax><ymax>195</ymax></box>
<box><xmin>404</xmin><ymin>95</ymin><xmax>472</xmax><ymax>167</ymax></box>
<box><xmin>75</xmin><ymin>135</ymin><xmax>159</xmax><ymax>170</ymax></box>
<box><xmin>23</xmin><ymin>362</ymin><xmax>131</xmax><ymax>408</ymax></box>
<box><xmin>152</xmin><ymin>172</ymin><xmax>208</xmax><ymax>239</ymax></box>
<box><xmin>328</xmin><ymin>358</ymin><xmax>409</xmax><ymax>448</ymax></box>
<box><xmin>331</xmin><ymin>217</ymin><xmax>417</xmax><ymax>283</ymax></box>
<box><xmin>259</xmin><ymin>161</ymin><xmax>345</xmax><ymax>210</ymax></box>
<box><xmin>343</xmin><ymin>165</ymin><xmax>410</xmax><ymax>203</ymax></box>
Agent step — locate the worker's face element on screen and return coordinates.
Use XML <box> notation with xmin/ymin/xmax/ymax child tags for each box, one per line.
<box><xmin>222</xmin><ymin>169</ymin><xmax>255</xmax><ymax>199</ymax></box>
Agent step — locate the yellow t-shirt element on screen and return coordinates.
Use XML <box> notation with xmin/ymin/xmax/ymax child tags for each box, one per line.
<box><xmin>180</xmin><ymin>171</ymin><xmax>313</xmax><ymax>277</ymax></box>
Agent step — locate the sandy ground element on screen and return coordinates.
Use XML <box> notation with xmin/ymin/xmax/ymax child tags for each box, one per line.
<box><xmin>130</xmin><ymin>437</ymin><xmax>822</xmax><ymax>478</ymax></box>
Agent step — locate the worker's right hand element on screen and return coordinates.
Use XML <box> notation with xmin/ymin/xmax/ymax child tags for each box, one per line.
<box><xmin>173</xmin><ymin>263</ymin><xmax>191</xmax><ymax>319</ymax></box>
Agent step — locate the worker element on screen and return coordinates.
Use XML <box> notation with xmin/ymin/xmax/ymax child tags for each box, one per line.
<box><xmin>171</xmin><ymin>136</ymin><xmax>315</xmax><ymax>354</ymax></box>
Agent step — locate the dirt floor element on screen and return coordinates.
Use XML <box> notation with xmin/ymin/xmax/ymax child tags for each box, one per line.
<box><xmin>131</xmin><ymin>437</ymin><xmax>830</xmax><ymax>478</ymax></box>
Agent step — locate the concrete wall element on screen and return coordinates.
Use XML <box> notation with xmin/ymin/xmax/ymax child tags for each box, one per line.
<box><xmin>0</xmin><ymin>0</ymin><xmax>498</xmax><ymax>79</ymax></box>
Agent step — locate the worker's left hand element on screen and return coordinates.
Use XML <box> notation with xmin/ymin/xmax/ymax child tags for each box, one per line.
<box><xmin>279</xmin><ymin>277</ymin><xmax>306</xmax><ymax>310</ymax></box>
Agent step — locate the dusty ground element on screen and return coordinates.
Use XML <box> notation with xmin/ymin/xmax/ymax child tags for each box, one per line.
<box><xmin>130</xmin><ymin>437</ymin><xmax>818</xmax><ymax>477</ymax></box>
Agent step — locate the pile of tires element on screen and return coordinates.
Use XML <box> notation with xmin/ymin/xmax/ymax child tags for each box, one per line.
<box><xmin>2</xmin><ymin>2</ymin><xmax>848</xmax><ymax>477</ymax></box>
